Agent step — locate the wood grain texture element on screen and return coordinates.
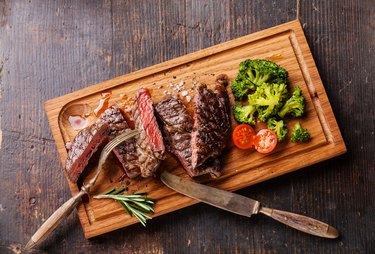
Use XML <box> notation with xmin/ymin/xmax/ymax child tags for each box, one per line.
<box><xmin>44</xmin><ymin>20</ymin><xmax>346</xmax><ymax>239</ymax></box>
<box><xmin>0</xmin><ymin>0</ymin><xmax>374</xmax><ymax>253</ymax></box>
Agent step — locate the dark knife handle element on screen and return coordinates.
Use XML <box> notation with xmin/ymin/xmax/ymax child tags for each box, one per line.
<box><xmin>259</xmin><ymin>207</ymin><xmax>339</xmax><ymax>239</ymax></box>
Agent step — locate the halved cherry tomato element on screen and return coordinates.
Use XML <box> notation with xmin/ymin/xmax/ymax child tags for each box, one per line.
<box><xmin>253</xmin><ymin>129</ymin><xmax>278</xmax><ymax>154</ymax></box>
<box><xmin>232</xmin><ymin>124</ymin><xmax>256</xmax><ymax>149</ymax></box>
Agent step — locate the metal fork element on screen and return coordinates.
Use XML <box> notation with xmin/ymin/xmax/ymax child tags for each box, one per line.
<box><xmin>25</xmin><ymin>129</ymin><xmax>139</xmax><ymax>250</ymax></box>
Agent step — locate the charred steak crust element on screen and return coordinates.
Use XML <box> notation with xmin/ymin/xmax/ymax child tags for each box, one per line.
<box><xmin>112</xmin><ymin>133</ymin><xmax>140</xmax><ymax>179</ymax></box>
<box><xmin>190</xmin><ymin>83</ymin><xmax>231</xmax><ymax>173</ymax></box>
<box><xmin>155</xmin><ymin>97</ymin><xmax>194</xmax><ymax>172</ymax></box>
<box><xmin>132</xmin><ymin>88</ymin><xmax>166</xmax><ymax>177</ymax></box>
<box><xmin>65</xmin><ymin>94</ymin><xmax>166</xmax><ymax>182</ymax></box>
<box><xmin>99</xmin><ymin>105</ymin><xmax>142</xmax><ymax>179</ymax></box>
<box><xmin>197</xmin><ymin>157</ymin><xmax>222</xmax><ymax>178</ymax></box>
<box><xmin>97</xmin><ymin>105</ymin><xmax>129</xmax><ymax>139</ymax></box>
<box><xmin>65</xmin><ymin>80</ymin><xmax>229</xmax><ymax>182</ymax></box>
<box><xmin>65</xmin><ymin>122</ymin><xmax>109</xmax><ymax>183</ymax></box>
<box><xmin>155</xmin><ymin>96</ymin><xmax>227</xmax><ymax>178</ymax></box>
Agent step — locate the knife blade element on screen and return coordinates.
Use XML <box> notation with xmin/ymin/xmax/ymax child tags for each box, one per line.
<box><xmin>160</xmin><ymin>171</ymin><xmax>339</xmax><ymax>239</ymax></box>
<box><xmin>161</xmin><ymin>171</ymin><xmax>260</xmax><ymax>217</ymax></box>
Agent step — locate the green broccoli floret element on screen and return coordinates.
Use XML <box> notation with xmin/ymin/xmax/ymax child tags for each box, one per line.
<box><xmin>231</xmin><ymin>79</ymin><xmax>254</xmax><ymax>101</ymax></box>
<box><xmin>267</xmin><ymin>118</ymin><xmax>288</xmax><ymax>141</ymax></box>
<box><xmin>291</xmin><ymin>122</ymin><xmax>311</xmax><ymax>142</ymax></box>
<box><xmin>230</xmin><ymin>59</ymin><xmax>289</xmax><ymax>100</ymax></box>
<box><xmin>248</xmin><ymin>83</ymin><xmax>289</xmax><ymax>121</ymax></box>
<box><xmin>278</xmin><ymin>86</ymin><xmax>305</xmax><ymax>118</ymax></box>
<box><xmin>232</xmin><ymin>103</ymin><xmax>257</xmax><ymax>125</ymax></box>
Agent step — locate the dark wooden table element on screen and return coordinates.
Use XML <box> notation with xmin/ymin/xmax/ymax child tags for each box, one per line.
<box><xmin>0</xmin><ymin>1</ymin><xmax>374</xmax><ymax>253</ymax></box>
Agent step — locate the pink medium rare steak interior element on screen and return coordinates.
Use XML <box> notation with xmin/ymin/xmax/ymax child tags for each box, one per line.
<box><xmin>65</xmin><ymin>122</ymin><xmax>109</xmax><ymax>183</ymax></box>
<box><xmin>135</xmin><ymin>88</ymin><xmax>165</xmax><ymax>156</ymax></box>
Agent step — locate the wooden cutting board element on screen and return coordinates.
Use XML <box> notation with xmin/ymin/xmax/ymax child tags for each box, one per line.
<box><xmin>45</xmin><ymin>20</ymin><xmax>346</xmax><ymax>238</ymax></box>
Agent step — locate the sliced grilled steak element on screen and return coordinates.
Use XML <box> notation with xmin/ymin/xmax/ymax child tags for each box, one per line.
<box><xmin>98</xmin><ymin>105</ymin><xmax>142</xmax><ymax>179</ymax></box>
<box><xmin>155</xmin><ymin>97</ymin><xmax>224</xmax><ymax>178</ymax></box>
<box><xmin>97</xmin><ymin>104</ymin><xmax>129</xmax><ymax>139</ymax></box>
<box><xmin>65</xmin><ymin>121</ymin><xmax>109</xmax><ymax>183</ymax></box>
<box><xmin>190</xmin><ymin>82</ymin><xmax>231</xmax><ymax>173</ymax></box>
<box><xmin>65</xmin><ymin>92</ymin><xmax>166</xmax><ymax>182</ymax></box>
<box><xmin>132</xmin><ymin>88</ymin><xmax>166</xmax><ymax>177</ymax></box>
<box><xmin>197</xmin><ymin>157</ymin><xmax>222</xmax><ymax>177</ymax></box>
<box><xmin>65</xmin><ymin>104</ymin><xmax>131</xmax><ymax>183</ymax></box>
<box><xmin>155</xmin><ymin>97</ymin><xmax>193</xmax><ymax>171</ymax></box>
<box><xmin>112</xmin><ymin>137</ymin><xmax>140</xmax><ymax>178</ymax></box>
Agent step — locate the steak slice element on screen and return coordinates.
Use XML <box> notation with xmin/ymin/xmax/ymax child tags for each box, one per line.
<box><xmin>65</xmin><ymin>89</ymin><xmax>167</xmax><ymax>181</ymax></box>
<box><xmin>65</xmin><ymin>121</ymin><xmax>109</xmax><ymax>183</ymax></box>
<box><xmin>98</xmin><ymin>105</ymin><xmax>141</xmax><ymax>179</ymax></box>
<box><xmin>132</xmin><ymin>88</ymin><xmax>166</xmax><ymax>177</ymax></box>
<box><xmin>112</xmin><ymin>137</ymin><xmax>140</xmax><ymax>179</ymax></box>
<box><xmin>155</xmin><ymin>97</ymin><xmax>193</xmax><ymax>171</ymax></box>
<box><xmin>196</xmin><ymin>157</ymin><xmax>222</xmax><ymax>177</ymax></box>
<box><xmin>155</xmin><ymin>97</ymin><xmax>223</xmax><ymax>178</ymax></box>
<box><xmin>190</xmin><ymin>81</ymin><xmax>231</xmax><ymax>172</ymax></box>
<box><xmin>97</xmin><ymin>104</ymin><xmax>129</xmax><ymax>139</ymax></box>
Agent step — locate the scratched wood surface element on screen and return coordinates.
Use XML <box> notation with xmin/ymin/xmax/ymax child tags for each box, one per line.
<box><xmin>44</xmin><ymin>20</ymin><xmax>346</xmax><ymax>238</ymax></box>
<box><xmin>0</xmin><ymin>0</ymin><xmax>373</xmax><ymax>253</ymax></box>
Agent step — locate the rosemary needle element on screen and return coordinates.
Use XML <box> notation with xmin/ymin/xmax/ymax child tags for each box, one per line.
<box><xmin>94</xmin><ymin>188</ymin><xmax>155</xmax><ymax>226</ymax></box>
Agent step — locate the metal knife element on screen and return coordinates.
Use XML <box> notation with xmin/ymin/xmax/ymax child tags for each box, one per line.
<box><xmin>160</xmin><ymin>171</ymin><xmax>339</xmax><ymax>239</ymax></box>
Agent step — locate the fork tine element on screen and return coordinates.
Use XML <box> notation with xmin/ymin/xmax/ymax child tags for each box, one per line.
<box><xmin>105</xmin><ymin>138</ymin><xmax>126</xmax><ymax>153</ymax></box>
<box><xmin>83</xmin><ymin>130</ymin><xmax>139</xmax><ymax>190</ymax></box>
<box><xmin>104</xmin><ymin>130</ymin><xmax>138</xmax><ymax>152</ymax></box>
<box><xmin>99</xmin><ymin>130</ymin><xmax>139</xmax><ymax>166</ymax></box>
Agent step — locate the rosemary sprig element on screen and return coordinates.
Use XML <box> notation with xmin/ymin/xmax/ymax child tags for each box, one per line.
<box><xmin>94</xmin><ymin>188</ymin><xmax>155</xmax><ymax>226</ymax></box>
